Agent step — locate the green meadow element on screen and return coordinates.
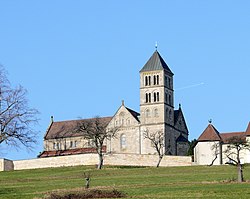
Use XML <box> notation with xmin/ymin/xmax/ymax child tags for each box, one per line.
<box><xmin>1</xmin><ymin>165</ymin><xmax>250</xmax><ymax>199</ymax></box>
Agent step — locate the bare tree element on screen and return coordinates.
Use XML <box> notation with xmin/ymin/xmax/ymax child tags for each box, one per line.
<box><xmin>208</xmin><ymin>142</ymin><xmax>221</xmax><ymax>166</ymax></box>
<box><xmin>143</xmin><ymin>129</ymin><xmax>164</xmax><ymax>167</ymax></box>
<box><xmin>76</xmin><ymin>116</ymin><xmax>117</xmax><ymax>169</ymax></box>
<box><xmin>224</xmin><ymin>136</ymin><xmax>250</xmax><ymax>183</ymax></box>
<box><xmin>0</xmin><ymin>66</ymin><xmax>39</xmax><ymax>149</ymax></box>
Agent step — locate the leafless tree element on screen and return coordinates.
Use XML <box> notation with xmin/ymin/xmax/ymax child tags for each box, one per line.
<box><xmin>143</xmin><ymin>129</ymin><xmax>164</xmax><ymax>167</ymax></box>
<box><xmin>209</xmin><ymin>142</ymin><xmax>221</xmax><ymax>166</ymax></box>
<box><xmin>224</xmin><ymin>136</ymin><xmax>250</xmax><ymax>183</ymax></box>
<box><xmin>76</xmin><ymin>116</ymin><xmax>117</xmax><ymax>169</ymax></box>
<box><xmin>0</xmin><ymin>66</ymin><xmax>39</xmax><ymax>149</ymax></box>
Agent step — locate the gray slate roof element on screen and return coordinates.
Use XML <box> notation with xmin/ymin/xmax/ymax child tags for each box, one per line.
<box><xmin>140</xmin><ymin>50</ymin><xmax>173</xmax><ymax>74</ymax></box>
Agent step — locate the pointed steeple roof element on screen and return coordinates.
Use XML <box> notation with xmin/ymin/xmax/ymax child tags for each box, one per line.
<box><xmin>246</xmin><ymin>122</ymin><xmax>250</xmax><ymax>136</ymax></box>
<box><xmin>197</xmin><ymin>124</ymin><xmax>221</xmax><ymax>141</ymax></box>
<box><xmin>140</xmin><ymin>50</ymin><xmax>173</xmax><ymax>74</ymax></box>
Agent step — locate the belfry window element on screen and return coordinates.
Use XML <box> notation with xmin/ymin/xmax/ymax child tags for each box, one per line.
<box><xmin>153</xmin><ymin>92</ymin><xmax>159</xmax><ymax>102</ymax></box>
<box><xmin>145</xmin><ymin>76</ymin><xmax>152</xmax><ymax>86</ymax></box>
<box><xmin>154</xmin><ymin>75</ymin><xmax>159</xmax><ymax>85</ymax></box>
<box><xmin>146</xmin><ymin>93</ymin><xmax>151</xmax><ymax>103</ymax></box>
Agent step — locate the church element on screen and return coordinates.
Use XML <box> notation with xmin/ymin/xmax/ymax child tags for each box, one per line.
<box><xmin>39</xmin><ymin>50</ymin><xmax>189</xmax><ymax>158</ymax></box>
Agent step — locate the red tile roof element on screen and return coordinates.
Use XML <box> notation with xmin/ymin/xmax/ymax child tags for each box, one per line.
<box><xmin>38</xmin><ymin>146</ymin><xmax>106</xmax><ymax>158</ymax></box>
<box><xmin>246</xmin><ymin>122</ymin><xmax>250</xmax><ymax>136</ymax></box>
<box><xmin>198</xmin><ymin>122</ymin><xmax>250</xmax><ymax>143</ymax></box>
<box><xmin>197</xmin><ymin>124</ymin><xmax>221</xmax><ymax>141</ymax></box>
<box><xmin>220</xmin><ymin>132</ymin><xmax>245</xmax><ymax>143</ymax></box>
<box><xmin>44</xmin><ymin>117</ymin><xmax>112</xmax><ymax>139</ymax></box>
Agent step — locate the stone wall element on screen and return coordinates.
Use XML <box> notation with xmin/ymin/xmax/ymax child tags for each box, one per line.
<box><xmin>0</xmin><ymin>159</ymin><xmax>14</xmax><ymax>171</ymax></box>
<box><xmin>0</xmin><ymin>153</ymin><xmax>192</xmax><ymax>171</ymax></box>
<box><xmin>105</xmin><ymin>153</ymin><xmax>192</xmax><ymax>167</ymax></box>
<box><xmin>14</xmin><ymin>153</ymin><xmax>98</xmax><ymax>170</ymax></box>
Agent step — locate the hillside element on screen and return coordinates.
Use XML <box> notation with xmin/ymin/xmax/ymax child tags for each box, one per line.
<box><xmin>1</xmin><ymin>165</ymin><xmax>250</xmax><ymax>198</ymax></box>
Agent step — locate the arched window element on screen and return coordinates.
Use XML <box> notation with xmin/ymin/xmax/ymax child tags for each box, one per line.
<box><xmin>120</xmin><ymin>134</ymin><xmax>126</xmax><ymax>149</ymax></box>
<box><xmin>169</xmin><ymin>110</ymin><xmax>172</xmax><ymax>121</ymax></box>
<box><xmin>157</xmin><ymin>92</ymin><xmax>159</xmax><ymax>102</ymax></box>
<box><xmin>153</xmin><ymin>92</ymin><xmax>156</xmax><ymax>102</ymax></box>
<box><xmin>146</xmin><ymin>93</ymin><xmax>151</xmax><ymax>103</ymax></box>
<box><xmin>156</xmin><ymin>75</ymin><xmax>159</xmax><ymax>85</ymax></box>
<box><xmin>154</xmin><ymin>108</ymin><xmax>159</xmax><ymax>117</ymax></box>
<box><xmin>168</xmin><ymin>95</ymin><xmax>171</xmax><ymax>105</ymax></box>
<box><xmin>145</xmin><ymin>76</ymin><xmax>148</xmax><ymax>86</ymax></box>
<box><xmin>146</xmin><ymin>109</ymin><xmax>150</xmax><ymax>117</ymax></box>
<box><xmin>153</xmin><ymin>75</ymin><xmax>156</xmax><ymax>85</ymax></box>
<box><xmin>148</xmin><ymin>76</ymin><xmax>151</xmax><ymax>85</ymax></box>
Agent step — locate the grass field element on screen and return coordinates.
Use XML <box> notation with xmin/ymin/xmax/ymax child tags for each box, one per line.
<box><xmin>1</xmin><ymin>164</ymin><xmax>250</xmax><ymax>198</ymax></box>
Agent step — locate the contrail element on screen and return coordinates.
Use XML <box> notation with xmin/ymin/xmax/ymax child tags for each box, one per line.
<box><xmin>175</xmin><ymin>82</ymin><xmax>205</xmax><ymax>91</ymax></box>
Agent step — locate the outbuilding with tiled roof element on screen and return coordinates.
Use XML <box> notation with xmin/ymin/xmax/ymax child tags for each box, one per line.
<box><xmin>194</xmin><ymin>122</ymin><xmax>250</xmax><ymax>165</ymax></box>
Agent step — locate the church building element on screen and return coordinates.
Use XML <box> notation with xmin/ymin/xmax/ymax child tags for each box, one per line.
<box><xmin>39</xmin><ymin>50</ymin><xmax>189</xmax><ymax>158</ymax></box>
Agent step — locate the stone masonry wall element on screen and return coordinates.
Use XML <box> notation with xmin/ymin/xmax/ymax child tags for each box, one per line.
<box><xmin>0</xmin><ymin>154</ymin><xmax>192</xmax><ymax>171</ymax></box>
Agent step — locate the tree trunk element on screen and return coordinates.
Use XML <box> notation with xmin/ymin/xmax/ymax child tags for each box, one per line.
<box><xmin>236</xmin><ymin>148</ymin><xmax>243</xmax><ymax>183</ymax></box>
<box><xmin>97</xmin><ymin>153</ymin><xmax>103</xmax><ymax>169</ymax></box>
<box><xmin>237</xmin><ymin>163</ymin><xmax>243</xmax><ymax>183</ymax></box>
<box><xmin>156</xmin><ymin>155</ymin><xmax>163</xmax><ymax>168</ymax></box>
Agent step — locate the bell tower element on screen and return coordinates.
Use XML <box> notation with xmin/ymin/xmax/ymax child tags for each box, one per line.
<box><xmin>139</xmin><ymin>50</ymin><xmax>174</xmax><ymax>126</ymax></box>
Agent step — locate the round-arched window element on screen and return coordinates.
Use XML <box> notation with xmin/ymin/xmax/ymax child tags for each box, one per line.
<box><xmin>120</xmin><ymin>134</ymin><xmax>126</xmax><ymax>149</ymax></box>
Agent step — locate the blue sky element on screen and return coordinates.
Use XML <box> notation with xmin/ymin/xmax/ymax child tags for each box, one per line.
<box><xmin>0</xmin><ymin>1</ymin><xmax>249</xmax><ymax>160</ymax></box>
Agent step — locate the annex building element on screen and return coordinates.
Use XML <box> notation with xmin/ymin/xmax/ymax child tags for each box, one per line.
<box><xmin>194</xmin><ymin>122</ymin><xmax>250</xmax><ymax>165</ymax></box>
<box><xmin>39</xmin><ymin>50</ymin><xmax>190</xmax><ymax>158</ymax></box>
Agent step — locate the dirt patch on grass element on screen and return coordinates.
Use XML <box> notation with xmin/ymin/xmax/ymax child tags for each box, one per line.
<box><xmin>44</xmin><ymin>189</ymin><xmax>126</xmax><ymax>199</ymax></box>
